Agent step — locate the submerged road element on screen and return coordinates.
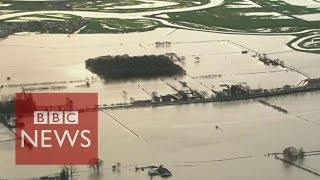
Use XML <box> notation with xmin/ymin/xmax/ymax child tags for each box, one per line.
<box><xmin>98</xmin><ymin>82</ymin><xmax>320</xmax><ymax>111</ymax></box>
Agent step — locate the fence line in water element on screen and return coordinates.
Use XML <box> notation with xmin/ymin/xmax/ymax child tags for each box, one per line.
<box><xmin>4</xmin><ymin>78</ymin><xmax>99</xmax><ymax>88</ymax></box>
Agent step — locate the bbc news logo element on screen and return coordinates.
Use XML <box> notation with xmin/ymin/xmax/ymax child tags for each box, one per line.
<box><xmin>21</xmin><ymin>111</ymin><xmax>91</xmax><ymax>148</ymax></box>
<box><xmin>15</xmin><ymin>93</ymin><xmax>98</xmax><ymax>165</ymax></box>
<box><xmin>34</xmin><ymin>111</ymin><xmax>79</xmax><ymax>125</ymax></box>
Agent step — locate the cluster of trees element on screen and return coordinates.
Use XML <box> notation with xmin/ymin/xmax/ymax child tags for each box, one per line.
<box><xmin>0</xmin><ymin>93</ymin><xmax>38</xmax><ymax>125</ymax></box>
<box><xmin>59</xmin><ymin>158</ymin><xmax>104</xmax><ymax>180</ymax></box>
<box><xmin>0</xmin><ymin>100</ymin><xmax>15</xmax><ymax>117</ymax></box>
<box><xmin>1</xmin><ymin>17</ymin><xmax>87</xmax><ymax>38</ymax></box>
<box><xmin>85</xmin><ymin>54</ymin><xmax>186</xmax><ymax>79</ymax></box>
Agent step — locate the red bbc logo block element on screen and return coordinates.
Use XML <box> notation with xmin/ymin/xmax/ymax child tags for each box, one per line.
<box><xmin>15</xmin><ymin>93</ymin><xmax>98</xmax><ymax>165</ymax></box>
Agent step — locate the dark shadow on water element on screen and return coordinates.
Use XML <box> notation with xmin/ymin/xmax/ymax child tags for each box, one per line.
<box><xmin>264</xmin><ymin>91</ymin><xmax>320</xmax><ymax>102</ymax></box>
<box><xmin>296</xmin><ymin>157</ymin><xmax>306</xmax><ymax>165</ymax></box>
<box><xmin>100</xmin><ymin>74</ymin><xmax>186</xmax><ymax>84</ymax></box>
<box><xmin>282</xmin><ymin>160</ymin><xmax>292</xmax><ymax>169</ymax></box>
<box><xmin>88</xmin><ymin>173</ymin><xmax>104</xmax><ymax>180</ymax></box>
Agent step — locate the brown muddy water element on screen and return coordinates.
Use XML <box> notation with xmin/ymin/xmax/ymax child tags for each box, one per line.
<box><xmin>0</xmin><ymin>28</ymin><xmax>320</xmax><ymax>179</ymax></box>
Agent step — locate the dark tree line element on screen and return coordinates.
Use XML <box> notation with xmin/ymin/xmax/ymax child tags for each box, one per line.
<box><xmin>0</xmin><ymin>100</ymin><xmax>15</xmax><ymax>124</ymax></box>
<box><xmin>0</xmin><ymin>17</ymin><xmax>87</xmax><ymax>38</ymax></box>
<box><xmin>85</xmin><ymin>54</ymin><xmax>186</xmax><ymax>79</ymax></box>
<box><xmin>0</xmin><ymin>100</ymin><xmax>15</xmax><ymax>116</ymax></box>
<box><xmin>0</xmin><ymin>93</ymin><xmax>36</xmax><ymax>120</ymax></box>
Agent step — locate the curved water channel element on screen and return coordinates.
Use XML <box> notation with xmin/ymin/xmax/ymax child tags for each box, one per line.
<box><xmin>0</xmin><ymin>0</ymin><xmax>224</xmax><ymax>20</ymax></box>
<box><xmin>1</xmin><ymin>0</ymin><xmax>319</xmax><ymax>53</ymax></box>
<box><xmin>290</xmin><ymin>34</ymin><xmax>320</xmax><ymax>51</ymax></box>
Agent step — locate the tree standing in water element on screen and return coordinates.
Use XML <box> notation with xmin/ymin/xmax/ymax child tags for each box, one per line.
<box><xmin>60</xmin><ymin>164</ymin><xmax>77</xmax><ymax>180</ymax></box>
<box><xmin>60</xmin><ymin>169</ymin><xmax>68</xmax><ymax>180</ymax></box>
<box><xmin>88</xmin><ymin>158</ymin><xmax>104</xmax><ymax>174</ymax></box>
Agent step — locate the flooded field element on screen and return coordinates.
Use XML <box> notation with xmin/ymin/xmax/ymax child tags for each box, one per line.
<box><xmin>1</xmin><ymin>0</ymin><xmax>319</xmax><ymax>54</ymax></box>
<box><xmin>0</xmin><ymin>28</ymin><xmax>310</xmax><ymax>102</ymax></box>
<box><xmin>0</xmin><ymin>28</ymin><xmax>320</xmax><ymax>179</ymax></box>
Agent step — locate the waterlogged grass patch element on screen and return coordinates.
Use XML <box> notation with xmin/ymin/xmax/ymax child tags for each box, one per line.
<box><xmin>0</xmin><ymin>1</ymin><xmax>72</xmax><ymax>11</ymax></box>
<box><xmin>80</xmin><ymin>18</ymin><xmax>161</xmax><ymax>33</ymax></box>
<box><xmin>0</xmin><ymin>0</ymin><xmax>210</xmax><ymax>13</ymax></box>
<box><xmin>4</xmin><ymin>14</ymin><xmax>69</xmax><ymax>22</ymax></box>
<box><xmin>0</xmin><ymin>15</ymin><xmax>87</xmax><ymax>38</ymax></box>
<box><xmin>288</xmin><ymin>31</ymin><xmax>320</xmax><ymax>54</ymax></box>
<box><xmin>165</xmin><ymin>0</ymin><xmax>320</xmax><ymax>33</ymax></box>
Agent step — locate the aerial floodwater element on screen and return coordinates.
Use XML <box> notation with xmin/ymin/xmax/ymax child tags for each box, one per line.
<box><xmin>0</xmin><ymin>0</ymin><xmax>320</xmax><ymax>179</ymax></box>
